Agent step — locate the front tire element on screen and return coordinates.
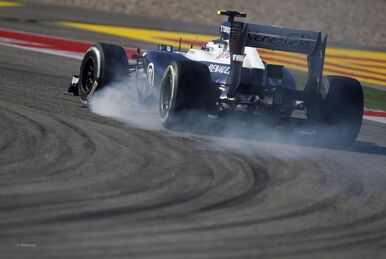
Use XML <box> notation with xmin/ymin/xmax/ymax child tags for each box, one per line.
<box><xmin>78</xmin><ymin>43</ymin><xmax>128</xmax><ymax>104</ymax></box>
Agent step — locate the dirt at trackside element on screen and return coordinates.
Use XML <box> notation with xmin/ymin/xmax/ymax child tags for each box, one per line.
<box><xmin>30</xmin><ymin>0</ymin><xmax>386</xmax><ymax>48</ymax></box>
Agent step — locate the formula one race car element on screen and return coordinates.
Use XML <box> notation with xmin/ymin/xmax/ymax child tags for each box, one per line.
<box><xmin>68</xmin><ymin>10</ymin><xmax>363</xmax><ymax>145</ymax></box>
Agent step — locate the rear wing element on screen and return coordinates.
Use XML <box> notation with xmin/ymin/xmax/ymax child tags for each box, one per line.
<box><xmin>218</xmin><ymin>10</ymin><xmax>327</xmax><ymax>98</ymax></box>
<box><xmin>245</xmin><ymin>24</ymin><xmax>321</xmax><ymax>55</ymax></box>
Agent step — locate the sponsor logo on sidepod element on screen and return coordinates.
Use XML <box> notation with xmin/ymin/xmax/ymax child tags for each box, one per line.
<box><xmin>208</xmin><ymin>64</ymin><xmax>231</xmax><ymax>74</ymax></box>
<box><xmin>216</xmin><ymin>51</ymin><xmax>231</xmax><ymax>59</ymax></box>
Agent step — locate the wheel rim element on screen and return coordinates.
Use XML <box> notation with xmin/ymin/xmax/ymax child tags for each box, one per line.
<box><xmin>81</xmin><ymin>57</ymin><xmax>96</xmax><ymax>93</ymax></box>
<box><xmin>160</xmin><ymin>74</ymin><xmax>173</xmax><ymax>117</ymax></box>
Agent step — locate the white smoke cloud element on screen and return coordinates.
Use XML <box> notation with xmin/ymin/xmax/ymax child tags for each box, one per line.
<box><xmin>87</xmin><ymin>80</ymin><xmax>359</xmax><ymax>152</ymax></box>
<box><xmin>89</xmin><ymin>81</ymin><xmax>162</xmax><ymax>130</ymax></box>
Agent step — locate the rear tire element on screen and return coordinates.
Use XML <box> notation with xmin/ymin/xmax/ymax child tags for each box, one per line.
<box><xmin>78</xmin><ymin>43</ymin><xmax>128</xmax><ymax>104</ymax></box>
<box><xmin>308</xmin><ymin>76</ymin><xmax>363</xmax><ymax>146</ymax></box>
<box><xmin>159</xmin><ymin>60</ymin><xmax>218</xmax><ymax>129</ymax></box>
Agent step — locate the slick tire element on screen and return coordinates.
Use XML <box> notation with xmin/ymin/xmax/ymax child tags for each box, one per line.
<box><xmin>159</xmin><ymin>60</ymin><xmax>218</xmax><ymax>129</ymax></box>
<box><xmin>78</xmin><ymin>43</ymin><xmax>128</xmax><ymax>104</ymax></box>
<box><xmin>308</xmin><ymin>76</ymin><xmax>364</xmax><ymax>146</ymax></box>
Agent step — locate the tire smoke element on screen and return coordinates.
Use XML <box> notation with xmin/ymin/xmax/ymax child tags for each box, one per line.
<box><xmin>88</xmin><ymin>80</ymin><xmax>162</xmax><ymax>130</ymax></box>
<box><xmin>87</xmin><ymin>80</ymin><xmax>361</xmax><ymax>151</ymax></box>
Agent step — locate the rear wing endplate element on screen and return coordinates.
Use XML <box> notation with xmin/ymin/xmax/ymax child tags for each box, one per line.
<box><xmin>219</xmin><ymin>10</ymin><xmax>327</xmax><ymax>98</ymax></box>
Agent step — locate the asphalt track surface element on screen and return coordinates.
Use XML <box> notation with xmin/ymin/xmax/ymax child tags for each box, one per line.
<box><xmin>1</xmin><ymin>2</ymin><xmax>386</xmax><ymax>259</ymax></box>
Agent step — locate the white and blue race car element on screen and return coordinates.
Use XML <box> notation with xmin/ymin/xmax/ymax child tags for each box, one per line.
<box><xmin>68</xmin><ymin>10</ymin><xmax>363</xmax><ymax>145</ymax></box>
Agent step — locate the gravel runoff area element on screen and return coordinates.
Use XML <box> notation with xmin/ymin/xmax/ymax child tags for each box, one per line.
<box><xmin>29</xmin><ymin>0</ymin><xmax>385</xmax><ymax>48</ymax></box>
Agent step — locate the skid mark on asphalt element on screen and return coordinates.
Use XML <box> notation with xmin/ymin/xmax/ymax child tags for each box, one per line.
<box><xmin>58</xmin><ymin>21</ymin><xmax>386</xmax><ymax>88</ymax></box>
